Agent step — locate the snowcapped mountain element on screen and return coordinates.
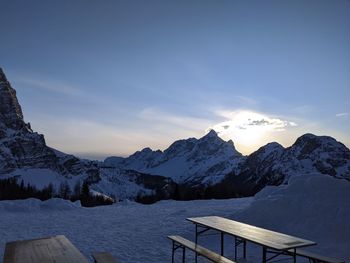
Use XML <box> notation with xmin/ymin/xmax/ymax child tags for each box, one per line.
<box><xmin>1</xmin><ymin>67</ymin><xmax>349</xmax><ymax>202</ymax></box>
<box><xmin>104</xmin><ymin>129</ymin><xmax>245</xmax><ymax>185</ymax></box>
<box><xmin>104</xmin><ymin>130</ymin><xmax>350</xmax><ymax>199</ymax></box>
<box><xmin>217</xmin><ymin>133</ymin><xmax>350</xmax><ymax>196</ymax></box>
<box><xmin>280</xmin><ymin>133</ymin><xmax>350</xmax><ymax>180</ymax></box>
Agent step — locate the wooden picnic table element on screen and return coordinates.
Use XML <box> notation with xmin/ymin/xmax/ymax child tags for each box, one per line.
<box><xmin>187</xmin><ymin>216</ymin><xmax>317</xmax><ymax>263</ymax></box>
<box><xmin>3</xmin><ymin>235</ymin><xmax>89</xmax><ymax>263</ymax></box>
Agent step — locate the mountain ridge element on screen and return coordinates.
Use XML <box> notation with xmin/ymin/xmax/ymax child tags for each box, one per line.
<box><xmin>1</xmin><ymin>68</ymin><xmax>349</xmax><ymax>203</ymax></box>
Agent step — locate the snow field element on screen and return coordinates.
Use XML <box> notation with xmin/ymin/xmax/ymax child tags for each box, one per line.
<box><xmin>0</xmin><ymin>173</ymin><xmax>349</xmax><ymax>263</ymax></box>
<box><xmin>0</xmin><ymin>198</ymin><xmax>252</xmax><ymax>262</ymax></box>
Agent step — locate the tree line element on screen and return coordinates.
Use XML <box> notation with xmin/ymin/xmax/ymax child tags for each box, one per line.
<box><xmin>0</xmin><ymin>178</ymin><xmax>114</xmax><ymax>207</ymax></box>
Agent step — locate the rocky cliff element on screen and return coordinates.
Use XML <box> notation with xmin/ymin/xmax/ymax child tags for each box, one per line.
<box><xmin>0</xmin><ymin>68</ymin><xmax>177</xmax><ymax>202</ymax></box>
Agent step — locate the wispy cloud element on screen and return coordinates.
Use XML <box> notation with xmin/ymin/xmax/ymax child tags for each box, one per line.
<box><xmin>292</xmin><ymin>105</ymin><xmax>315</xmax><ymax>114</ymax></box>
<box><xmin>15</xmin><ymin>77</ymin><xmax>83</xmax><ymax>96</ymax></box>
<box><xmin>139</xmin><ymin>107</ymin><xmax>212</xmax><ymax>131</ymax></box>
<box><xmin>336</xmin><ymin>112</ymin><xmax>349</xmax><ymax>117</ymax></box>
<box><xmin>34</xmin><ymin>108</ymin><xmax>212</xmax><ymax>159</ymax></box>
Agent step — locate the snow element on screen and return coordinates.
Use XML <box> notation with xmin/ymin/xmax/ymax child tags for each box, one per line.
<box><xmin>234</xmin><ymin>173</ymin><xmax>350</xmax><ymax>261</ymax></box>
<box><xmin>5</xmin><ymin>168</ymin><xmax>80</xmax><ymax>189</ymax></box>
<box><xmin>102</xmin><ymin>131</ymin><xmax>245</xmax><ymax>185</ymax></box>
<box><xmin>0</xmin><ymin>173</ymin><xmax>349</xmax><ymax>263</ymax></box>
<box><xmin>0</xmin><ymin>198</ymin><xmax>81</xmax><ymax>213</ymax></box>
<box><xmin>147</xmin><ymin>155</ymin><xmax>189</xmax><ymax>182</ymax></box>
<box><xmin>96</xmin><ymin>168</ymin><xmax>153</xmax><ymax>200</ymax></box>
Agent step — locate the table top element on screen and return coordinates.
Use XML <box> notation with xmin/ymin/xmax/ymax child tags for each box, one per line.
<box><xmin>187</xmin><ymin>216</ymin><xmax>316</xmax><ymax>250</ymax></box>
<box><xmin>3</xmin><ymin>235</ymin><xmax>89</xmax><ymax>263</ymax></box>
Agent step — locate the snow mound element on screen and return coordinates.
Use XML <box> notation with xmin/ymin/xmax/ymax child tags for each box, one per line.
<box><xmin>0</xmin><ymin>198</ymin><xmax>81</xmax><ymax>213</ymax></box>
<box><xmin>234</xmin><ymin>173</ymin><xmax>350</xmax><ymax>261</ymax></box>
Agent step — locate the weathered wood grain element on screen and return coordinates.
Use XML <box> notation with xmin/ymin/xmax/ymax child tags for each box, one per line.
<box><xmin>3</xmin><ymin>235</ymin><xmax>88</xmax><ymax>263</ymax></box>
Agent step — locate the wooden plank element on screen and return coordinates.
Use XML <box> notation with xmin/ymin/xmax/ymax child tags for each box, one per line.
<box><xmin>187</xmin><ymin>216</ymin><xmax>316</xmax><ymax>250</ymax></box>
<box><xmin>289</xmin><ymin>249</ymin><xmax>345</xmax><ymax>263</ymax></box>
<box><xmin>168</xmin><ymin>235</ymin><xmax>235</xmax><ymax>263</ymax></box>
<box><xmin>92</xmin><ymin>252</ymin><xmax>119</xmax><ymax>263</ymax></box>
<box><xmin>3</xmin><ymin>235</ymin><xmax>89</xmax><ymax>263</ymax></box>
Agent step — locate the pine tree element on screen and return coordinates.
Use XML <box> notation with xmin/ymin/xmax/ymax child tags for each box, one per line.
<box><xmin>72</xmin><ymin>180</ymin><xmax>81</xmax><ymax>201</ymax></box>
<box><xmin>59</xmin><ymin>181</ymin><xmax>71</xmax><ymax>199</ymax></box>
<box><xmin>81</xmin><ymin>180</ymin><xmax>90</xmax><ymax>199</ymax></box>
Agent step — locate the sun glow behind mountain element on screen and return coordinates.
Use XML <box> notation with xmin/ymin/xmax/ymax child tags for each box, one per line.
<box><xmin>208</xmin><ymin>110</ymin><xmax>298</xmax><ymax>154</ymax></box>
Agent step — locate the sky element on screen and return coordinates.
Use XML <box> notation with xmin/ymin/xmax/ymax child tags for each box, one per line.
<box><xmin>0</xmin><ymin>0</ymin><xmax>349</xmax><ymax>160</ymax></box>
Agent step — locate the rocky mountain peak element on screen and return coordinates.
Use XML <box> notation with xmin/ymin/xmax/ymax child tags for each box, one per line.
<box><xmin>0</xmin><ymin>68</ymin><xmax>29</xmax><ymax>131</ymax></box>
<box><xmin>243</xmin><ymin>142</ymin><xmax>284</xmax><ymax>168</ymax></box>
<box><xmin>227</xmin><ymin>139</ymin><xmax>236</xmax><ymax>148</ymax></box>
<box><xmin>202</xmin><ymin>129</ymin><xmax>220</xmax><ymax>140</ymax></box>
<box><xmin>0</xmin><ymin>68</ymin><xmax>8</xmax><ymax>82</ymax></box>
<box><xmin>262</xmin><ymin>142</ymin><xmax>285</xmax><ymax>152</ymax></box>
<box><xmin>187</xmin><ymin>130</ymin><xmax>242</xmax><ymax>162</ymax></box>
<box><xmin>290</xmin><ymin>133</ymin><xmax>349</xmax><ymax>159</ymax></box>
<box><xmin>293</xmin><ymin>133</ymin><xmax>318</xmax><ymax>145</ymax></box>
<box><xmin>197</xmin><ymin>129</ymin><xmax>226</xmax><ymax>147</ymax></box>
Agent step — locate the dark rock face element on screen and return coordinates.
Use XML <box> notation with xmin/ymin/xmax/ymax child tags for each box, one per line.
<box><xmin>212</xmin><ymin>134</ymin><xmax>350</xmax><ymax>197</ymax></box>
<box><xmin>282</xmin><ymin>133</ymin><xmax>350</xmax><ymax>180</ymax></box>
<box><xmin>0</xmin><ymin>68</ymin><xmax>29</xmax><ymax>131</ymax></box>
<box><xmin>224</xmin><ymin>142</ymin><xmax>286</xmax><ymax>195</ymax></box>
<box><xmin>0</xmin><ymin>68</ymin><xmax>100</xmax><ymax>179</ymax></box>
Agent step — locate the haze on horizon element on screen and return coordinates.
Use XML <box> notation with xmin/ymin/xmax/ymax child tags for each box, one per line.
<box><xmin>0</xmin><ymin>0</ymin><xmax>349</xmax><ymax>160</ymax></box>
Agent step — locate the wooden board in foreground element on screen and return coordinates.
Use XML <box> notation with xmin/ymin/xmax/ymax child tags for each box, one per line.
<box><xmin>3</xmin><ymin>235</ymin><xmax>89</xmax><ymax>263</ymax></box>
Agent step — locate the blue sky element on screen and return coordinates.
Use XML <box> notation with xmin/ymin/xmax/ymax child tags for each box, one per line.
<box><xmin>1</xmin><ymin>0</ymin><xmax>349</xmax><ymax>159</ymax></box>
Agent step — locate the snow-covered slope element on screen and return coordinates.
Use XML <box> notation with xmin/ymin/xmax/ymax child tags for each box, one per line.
<box><xmin>94</xmin><ymin>167</ymin><xmax>177</xmax><ymax>201</ymax></box>
<box><xmin>104</xmin><ymin>130</ymin><xmax>245</xmax><ymax>185</ymax></box>
<box><xmin>234</xmin><ymin>173</ymin><xmax>350</xmax><ymax>260</ymax></box>
<box><xmin>0</xmin><ymin>173</ymin><xmax>348</xmax><ymax>263</ymax></box>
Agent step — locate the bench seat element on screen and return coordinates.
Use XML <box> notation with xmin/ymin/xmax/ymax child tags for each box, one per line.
<box><xmin>288</xmin><ymin>249</ymin><xmax>345</xmax><ymax>263</ymax></box>
<box><xmin>92</xmin><ymin>252</ymin><xmax>119</xmax><ymax>263</ymax></box>
<box><xmin>168</xmin><ymin>235</ymin><xmax>235</xmax><ymax>263</ymax></box>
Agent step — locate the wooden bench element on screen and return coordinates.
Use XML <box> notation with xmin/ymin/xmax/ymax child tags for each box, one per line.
<box><xmin>288</xmin><ymin>249</ymin><xmax>345</xmax><ymax>263</ymax></box>
<box><xmin>92</xmin><ymin>252</ymin><xmax>119</xmax><ymax>263</ymax></box>
<box><xmin>168</xmin><ymin>235</ymin><xmax>235</xmax><ymax>263</ymax></box>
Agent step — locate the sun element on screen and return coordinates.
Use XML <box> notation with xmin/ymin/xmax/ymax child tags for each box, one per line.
<box><xmin>209</xmin><ymin>110</ymin><xmax>295</xmax><ymax>153</ymax></box>
<box><xmin>219</xmin><ymin>111</ymin><xmax>267</xmax><ymax>144</ymax></box>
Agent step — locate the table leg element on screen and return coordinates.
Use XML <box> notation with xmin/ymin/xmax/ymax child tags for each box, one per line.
<box><xmin>172</xmin><ymin>241</ymin><xmax>175</xmax><ymax>263</ymax></box>
<box><xmin>182</xmin><ymin>247</ymin><xmax>186</xmax><ymax>263</ymax></box>
<box><xmin>195</xmin><ymin>224</ymin><xmax>198</xmax><ymax>263</ymax></box>
<box><xmin>221</xmin><ymin>232</ymin><xmax>224</xmax><ymax>256</ymax></box>
<box><xmin>243</xmin><ymin>240</ymin><xmax>246</xmax><ymax>258</ymax></box>
<box><xmin>293</xmin><ymin>248</ymin><xmax>296</xmax><ymax>263</ymax></box>
<box><xmin>262</xmin><ymin>247</ymin><xmax>267</xmax><ymax>263</ymax></box>
<box><xmin>195</xmin><ymin>224</ymin><xmax>198</xmax><ymax>243</ymax></box>
<box><xmin>234</xmin><ymin>237</ymin><xmax>237</xmax><ymax>261</ymax></box>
